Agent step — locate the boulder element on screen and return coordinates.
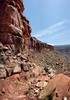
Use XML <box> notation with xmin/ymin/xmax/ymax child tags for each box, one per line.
<box><xmin>21</xmin><ymin>63</ymin><xmax>31</xmax><ymax>72</ymax></box>
<box><xmin>13</xmin><ymin>63</ymin><xmax>21</xmax><ymax>74</ymax></box>
<box><xmin>39</xmin><ymin>74</ymin><xmax>70</xmax><ymax>100</ymax></box>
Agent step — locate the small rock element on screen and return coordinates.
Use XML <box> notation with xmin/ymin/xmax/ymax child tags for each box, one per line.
<box><xmin>0</xmin><ymin>43</ymin><xmax>3</xmax><ymax>52</ymax></box>
<box><xmin>49</xmin><ymin>68</ymin><xmax>56</xmax><ymax>73</ymax></box>
<box><xmin>30</xmin><ymin>63</ymin><xmax>37</xmax><ymax>68</ymax></box>
<box><xmin>0</xmin><ymin>64</ymin><xmax>4</xmax><ymax>68</ymax></box>
<box><xmin>20</xmin><ymin>56</ymin><xmax>28</xmax><ymax>61</ymax></box>
<box><xmin>0</xmin><ymin>64</ymin><xmax>6</xmax><ymax>79</ymax></box>
<box><xmin>17</xmin><ymin>53</ymin><xmax>21</xmax><ymax>57</ymax></box>
<box><xmin>0</xmin><ymin>54</ymin><xmax>6</xmax><ymax>64</ymax></box>
<box><xmin>48</xmin><ymin>73</ymin><xmax>55</xmax><ymax>78</ymax></box>
<box><xmin>64</xmin><ymin>97</ymin><xmax>68</xmax><ymax>100</ymax></box>
<box><xmin>36</xmin><ymin>81</ymin><xmax>48</xmax><ymax>89</ymax></box>
<box><xmin>21</xmin><ymin>63</ymin><xmax>31</xmax><ymax>72</ymax></box>
<box><xmin>31</xmin><ymin>66</ymin><xmax>42</xmax><ymax>77</ymax></box>
<box><xmin>6</xmin><ymin>50</ymin><xmax>11</xmax><ymax>55</ymax></box>
<box><xmin>0</xmin><ymin>42</ymin><xmax>3</xmax><ymax>48</ymax></box>
<box><xmin>3</xmin><ymin>46</ymin><xmax>8</xmax><ymax>52</ymax></box>
<box><xmin>48</xmin><ymin>68</ymin><xmax>56</xmax><ymax>78</ymax></box>
<box><xmin>34</xmin><ymin>88</ymin><xmax>39</xmax><ymax>94</ymax></box>
<box><xmin>13</xmin><ymin>63</ymin><xmax>21</xmax><ymax>74</ymax></box>
<box><xmin>13</xmin><ymin>56</ymin><xmax>17</xmax><ymax>60</ymax></box>
<box><xmin>0</xmin><ymin>45</ymin><xmax>8</xmax><ymax>52</ymax></box>
<box><xmin>6</xmin><ymin>67</ymin><xmax>13</xmax><ymax>76</ymax></box>
<box><xmin>17</xmin><ymin>53</ymin><xmax>27</xmax><ymax>59</ymax></box>
<box><xmin>2</xmin><ymin>88</ymin><xmax>5</xmax><ymax>94</ymax></box>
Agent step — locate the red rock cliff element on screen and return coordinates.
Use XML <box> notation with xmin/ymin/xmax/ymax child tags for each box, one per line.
<box><xmin>30</xmin><ymin>37</ymin><xmax>54</xmax><ymax>51</ymax></box>
<box><xmin>0</xmin><ymin>0</ymin><xmax>31</xmax><ymax>51</ymax></box>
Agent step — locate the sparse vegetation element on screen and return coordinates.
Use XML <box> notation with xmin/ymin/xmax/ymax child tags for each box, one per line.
<box><xmin>32</xmin><ymin>73</ymin><xmax>36</xmax><ymax>77</ymax></box>
<box><xmin>24</xmin><ymin>90</ymin><xmax>29</xmax><ymax>95</ymax></box>
<box><xmin>29</xmin><ymin>49</ymin><xmax>70</xmax><ymax>76</ymax></box>
<box><xmin>44</xmin><ymin>67</ymin><xmax>49</xmax><ymax>73</ymax></box>
<box><xmin>24</xmin><ymin>75</ymin><xmax>28</xmax><ymax>80</ymax></box>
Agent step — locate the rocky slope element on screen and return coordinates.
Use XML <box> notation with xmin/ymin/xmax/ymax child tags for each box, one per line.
<box><xmin>28</xmin><ymin>48</ymin><xmax>70</xmax><ymax>76</ymax></box>
<box><xmin>0</xmin><ymin>44</ymin><xmax>70</xmax><ymax>100</ymax></box>
<box><xmin>0</xmin><ymin>0</ymin><xmax>70</xmax><ymax>100</ymax></box>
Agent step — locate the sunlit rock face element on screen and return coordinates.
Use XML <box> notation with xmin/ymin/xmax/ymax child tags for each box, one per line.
<box><xmin>30</xmin><ymin>37</ymin><xmax>54</xmax><ymax>51</ymax></box>
<box><xmin>0</xmin><ymin>0</ymin><xmax>31</xmax><ymax>51</ymax></box>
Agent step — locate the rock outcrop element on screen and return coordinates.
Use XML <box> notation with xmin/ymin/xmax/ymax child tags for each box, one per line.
<box><xmin>30</xmin><ymin>37</ymin><xmax>54</xmax><ymax>51</ymax></box>
<box><xmin>39</xmin><ymin>74</ymin><xmax>70</xmax><ymax>100</ymax></box>
<box><xmin>0</xmin><ymin>0</ymin><xmax>31</xmax><ymax>52</ymax></box>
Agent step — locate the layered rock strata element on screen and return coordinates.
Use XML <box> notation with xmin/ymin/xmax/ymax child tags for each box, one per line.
<box><xmin>0</xmin><ymin>0</ymin><xmax>31</xmax><ymax>52</ymax></box>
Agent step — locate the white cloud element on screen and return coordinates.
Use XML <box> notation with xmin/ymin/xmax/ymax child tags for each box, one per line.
<box><xmin>32</xmin><ymin>20</ymin><xmax>67</xmax><ymax>38</ymax></box>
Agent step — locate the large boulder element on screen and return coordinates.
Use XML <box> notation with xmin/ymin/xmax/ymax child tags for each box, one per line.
<box><xmin>39</xmin><ymin>74</ymin><xmax>70</xmax><ymax>100</ymax></box>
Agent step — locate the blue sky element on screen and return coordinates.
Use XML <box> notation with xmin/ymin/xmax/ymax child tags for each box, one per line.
<box><xmin>24</xmin><ymin>0</ymin><xmax>70</xmax><ymax>45</ymax></box>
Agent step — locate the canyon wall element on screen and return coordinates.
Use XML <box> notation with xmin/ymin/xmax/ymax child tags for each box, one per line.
<box><xmin>0</xmin><ymin>0</ymin><xmax>31</xmax><ymax>52</ymax></box>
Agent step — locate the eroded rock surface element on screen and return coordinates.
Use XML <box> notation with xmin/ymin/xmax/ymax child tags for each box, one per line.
<box><xmin>0</xmin><ymin>0</ymin><xmax>31</xmax><ymax>52</ymax></box>
<box><xmin>30</xmin><ymin>37</ymin><xmax>54</xmax><ymax>51</ymax></box>
<box><xmin>39</xmin><ymin>74</ymin><xmax>70</xmax><ymax>100</ymax></box>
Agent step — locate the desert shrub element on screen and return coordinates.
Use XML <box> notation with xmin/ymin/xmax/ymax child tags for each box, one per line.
<box><xmin>44</xmin><ymin>67</ymin><xmax>49</xmax><ymax>73</ymax></box>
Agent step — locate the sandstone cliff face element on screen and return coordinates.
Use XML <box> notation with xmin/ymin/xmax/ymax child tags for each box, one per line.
<box><xmin>30</xmin><ymin>37</ymin><xmax>54</xmax><ymax>51</ymax></box>
<box><xmin>0</xmin><ymin>0</ymin><xmax>31</xmax><ymax>52</ymax></box>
